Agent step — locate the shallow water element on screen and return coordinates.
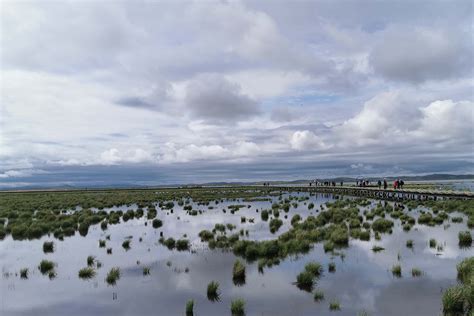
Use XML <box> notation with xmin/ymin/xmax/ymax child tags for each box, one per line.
<box><xmin>1</xmin><ymin>192</ymin><xmax>472</xmax><ymax>316</ymax></box>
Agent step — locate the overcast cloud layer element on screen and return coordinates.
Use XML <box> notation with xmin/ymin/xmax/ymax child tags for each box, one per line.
<box><xmin>1</xmin><ymin>0</ymin><xmax>473</xmax><ymax>187</ymax></box>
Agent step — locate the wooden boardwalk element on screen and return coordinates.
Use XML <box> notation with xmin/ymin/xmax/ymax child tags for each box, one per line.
<box><xmin>264</xmin><ymin>185</ymin><xmax>474</xmax><ymax>201</ymax></box>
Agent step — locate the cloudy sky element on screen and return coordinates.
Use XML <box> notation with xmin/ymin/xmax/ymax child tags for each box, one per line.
<box><xmin>1</xmin><ymin>0</ymin><xmax>473</xmax><ymax>187</ymax></box>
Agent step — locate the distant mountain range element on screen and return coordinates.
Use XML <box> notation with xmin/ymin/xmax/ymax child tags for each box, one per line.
<box><xmin>3</xmin><ymin>173</ymin><xmax>472</xmax><ymax>191</ymax></box>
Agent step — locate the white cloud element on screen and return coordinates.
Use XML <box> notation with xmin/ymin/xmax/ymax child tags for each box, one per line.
<box><xmin>290</xmin><ymin>130</ymin><xmax>327</xmax><ymax>151</ymax></box>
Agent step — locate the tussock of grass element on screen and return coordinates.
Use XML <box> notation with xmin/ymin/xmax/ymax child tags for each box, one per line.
<box><xmin>313</xmin><ymin>290</ymin><xmax>324</xmax><ymax>301</ymax></box>
<box><xmin>105</xmin><ymin>267</ymin><xmax>120</xmax><ymax>285</ymax></box>
<box><xmin>78</xmin><ymin>267</ymin><xmax>96</xmax><ymax>279</ymax></box>
<box><xmin>392</xmin><ymin>264</ymin><xmax>402</xmax><ymax>277</ymax></box>
<box><xmin>231</xmin><ymin>298</ymin><xmax>245</xmax><ymax>316</ymax></box>
<box><xmin>328</xmin><ymin>262</ymin><xmax>336</xmax><ymax>273</ymax></box>
<box><xmin>411</xmin><ymin>268</ymin><xmax>422</xmax><ymax>277</ymax></box>
<box><xmin>371</xmin><ymin>245</ymin><xmax>385</xmax><ymax>252</ymax></box>
<box><xmin>207</xmin><ymin>281</ymin><xmax>220</xmax><ymax>301</ymax></box>
<box><xmin>87</xmin><ymin>256</ymin><xmax>95</xmax><ymax>267</ymax></box>
<box><xmin>143</xmin><ymin>267</ymin><xmax>150</xmax><ymax>276</ymax></box>
<box><xmin>122</xmin><ymin>239</ymin><xmax>131</xmax><ymax>250</ymax></box>
<box><xmin>43</xmin><ymin>241</ymin><xmax>54</xmax><ymax>253</ymax></box>
<box><xmin>185</xmin><ymin>299</ymin><xmax>194</xmax><ymax>316</ymax></box>
<box><xmin>20</xmin><ymin>268</ymin><xmax>28</xmax><ymax>279</ymax></box>
<box><xmin>232</xmin><ymin>260</ymin><xmax>246</xmax><ymax>286</ymax></box>
<box><xmin>458</xmin><ymin>231</ymin><xmax>472</xmax><ymax>247</ymax></box>
<box><xmin>329</xmin><ymin>300</ymin><xmax>341</xmax><ymax>311</ymax></box>
<box><xmin>38</xmin><ymin>260</ymin><xmax>55</xmax><ymax>275</ymax></box>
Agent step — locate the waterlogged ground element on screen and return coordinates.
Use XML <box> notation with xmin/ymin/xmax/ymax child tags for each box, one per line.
<box><xmin>1</xmin><ymin>191</ymin><xmax>473</xmax><ymax>316</ymax></box>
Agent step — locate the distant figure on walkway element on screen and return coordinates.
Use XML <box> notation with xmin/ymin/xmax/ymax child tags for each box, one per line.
<box><xmin>394</xmin><ymin>179</ymin><xmax>399</xmax><ymax>189</ymax></box>
<box><xmin>399</xmin><ymin>179</ymin><xmax>404</xmax><ymax>189</ymax></box>
<box><xmin>377</xmin><ymin>180</ymin><xmax>382</xmax><ymax>189</ymax></box>
<box><xmin>383</xmin><ymin>179</ymin><xmax>388</xmax><ymax>190</ymax></box>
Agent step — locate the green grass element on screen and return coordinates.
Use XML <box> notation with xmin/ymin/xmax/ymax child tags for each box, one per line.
<box><xmin>411</xmin><ymin>268</ymin><xmax>422</xmax><ymax>277</ymax></box>
<box><xmin>20</xmin><ymin>268</ymin><xmax>28</xmax><ymax>279</ymax></box>
<box><xmin>176</xmin><ymin>239</ymin><xmax>190</xmax><ymax>251</ymax></box>
<box><xmin>391</xmin><ymin>264</ymin><xmax>402</xmax><ymax>277</ymax></box>
<box><xmin>313</xmin><ymin>290</ymin><xmax>325</xmax><ymax>301</ymax></box>
<box><xmin>105</xmin><ymin>267</ymin><xmax>120</xmax><ymax>285</ymax></box>
<box><xmin>43</xmin><ymin>241</ymin><xmax>54</xmax><ymax>253</ymax></box>
<box><xmin>38</xmin><ymin>260</ymin><xmax>55</xmax><ymax>274</ymax></box>
<box><xmin>232</xmin><ymin>260</ymin><xmax>246</xmax><ymax>285</ymax></box>
<box><xmin>87</xmin><ymin>255</ymin><xmax>95</xmax><ymax>267</ymax></box>
<box><xmin>406</xmin><ymin>239</ymin><xmax>414</xmax><ymax>248</ymax></box>
<box><xmin>207</xmin><ymin>281</ymin><xmax>220</xmax><ymax>301</ymax></box>
<box><xmin>328</xmin><ymin>262</ymin><xmax>336</xmax><ymax>273</ymax></box>
<box><xmin>371</xmin><ymin>245</ymin><xmax>385</xmax><ymax>252</ymax></box>
<box><xmin>296</xmin><ymin>271</ymin><xmax>315</xmax><ymax>291</ymax></box>
<box><xmin>107</xmin><ymin>248</ymin><xmax>112</xmax><ymax>254</ymax></box>
<box><xmin>143</xmin><ymin>267</ymin><xmax>150</xmax><ymax>276</ymax></box>
<box><xmin>456</xmin><ymin>257</ymin><xmax>474</xmax><ymax>283</ymax></box>
<box><xmin>122</xmin><ymin>239</ymin><xmax>131</xmax><ymax>250</ymax></box>
<box><xmin>78</xmin><ymin>267</ymin><xmax>96</xmax><ymax>279</ymax></box>
<box><xmin>230</xmin><ymin>298</ymin><xmax>245</xmax><ymax>316</ymax></box>
<box><xmin>442</xmin><ymin>285</ymin><xmax>468</xmax><ymax>315</ymax></box>
<box><xmin>185</xmin><ymin>299</ymin><xmax>194</xmax><ymax>316</ymax></box>
<box><xmin>304</xmin><ymin>261</ymin><xmax>323</xmax><ymax>277</ymax></box>
<box><xmin>458</xmin><ymin>231</ymin><xmax>472</xmax><ymax>247</ymax></box>
<box><xmin>269</xmin><ymin>218</ymin><xmax>283</xmax><ymax>233</ymax></box>
<box><xmin>329</xmin><ymin>300</ymin><xmax>341</xmax><ymax>311</ymax></box>
<box><xmin>99</xmin><ymin>239</ymin><xmax>106</xmax><ymax>248</ymax></box>
<box><xmin>152</xmin><ymin>219</ymin><xmax>163</xmax><ymax>229</ymax></box>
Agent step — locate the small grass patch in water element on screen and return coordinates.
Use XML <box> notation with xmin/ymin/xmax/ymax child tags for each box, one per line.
<box><xmin>43</xmin><ymin>241</ymin><xmax>54</xmax><ymax>253</ymax></box>
<box><xmin>232</xmin><ymin>260</ymin><xmax>246</xmax><ymax>286</ymax></box>
<box><xmin>143</xmin><ymin>266</ymin><xmax>150</xmax><ymax>276</ymax></box>
<box><xmin>105</xmin><ymin>267</ymin><xmax>120</xmax><ymax>285</ymax></box>
<box><xmin>429</xmin><ymin>238</ymin><xmax>436</xmax><ymax>248</ymax></box>
<box><xmin>78</xmin><ymin>267</ymin><xmax>96</xmax><ymax>279</ymax></box>
<box><xmin>296</xmin><ymin>270</ymin><xmax>315</xmax><ymax>292</ymax></box>
<box><xmin>231</xmin><ymin>298</ymin><xmax>245</xmax><ymax>316</ymax></box>
<box><xmin>176</xmin><ymin>239</ymin><xmax>190</xmax><ymax>251</ymax></box>
<box><xmin>305</xmin><ymin>261</ymin><xmax>323</xmax><ymax>278</ymax></box>
<box><xmin>371</xmin><ymin>245</ymin><xmax>385</xmax><ymax>252</ymax></box>
<box><xmin>38</xmin><ymin>260</ymin><xmax>55</xmax><ymax>275</ymax></box>
<box><xmin>313</xmin><ymin>290</ymin><xmax>325</xmax><ymax>301</ymax></box>
<box><xmin>87</xmin><ymin>256</ymin><xmax>95</xmax><ymax>267</ymax></box>
<box><xmin>185</xmin><ymin>299</ymin><xmax>194</xmax><ymax>316</ymax></box>
<box><xmin>329</xmin><ymin>300</ymin><xmax>341</xmax><ymax>311</ymax></box>
<box><xmin>122</xmin><ymin>240</ymin><xmax>131</xmax><ymax>250</ymax></box>
<box><xmin>20</xmin><ymin>268</ymin><xmax>28</xmax><ymax>279</ymax></box>
<box><xmin>411</xmin><ymin>268</ymin><xmax>422</xmax><ymax>277</ymax></box>
<box><xmin>458</xmin><ymin>231</ymin><xmax>472</xmax><ymax>247</ymax></box>
<box><xmin>328</xmin><ymin>262</ymin><xmax>336</xmax><ymax>273</ymax></box>
<box><xmin>392</xmin><ymin>264</ymin><xmax>402</xmax><ymax>277</ymax></box>
<box><xmin>207</xmin><ymin>281</ymin><xmax>220</xmax><ymax>301</ymax></box>
<box><xmin>406</xmin><ymin>240</ymin><xmax>414</xmax><ymax>249</ymax></box>
<box><xmin>107</xmin><ymin>248</ymin><xmax>112</xmax><ymax>254</ymax></box>
<box><xmin>99</xmin><ymin>239</ymin><xmax>106</xmax><ymax>248</ymax></box>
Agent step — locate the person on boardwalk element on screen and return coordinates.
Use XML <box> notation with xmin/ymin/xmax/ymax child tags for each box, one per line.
<box><xmin>377</xmin><ymin>180</ymin><xmax>382</xmax><ymax>189</ymax></box>
<box><xmin>383</xmin><ymin>179</ymin><xmax>387</xmax><ymax>190</ymax></box>
<box><xmin>394</xmin><ymin>179</ymin><xmax>398</xmax><ymax>189</ymax></box>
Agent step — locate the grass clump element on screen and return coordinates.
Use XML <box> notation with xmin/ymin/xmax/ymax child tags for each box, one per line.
<box><xmin>185</xmin><ymin>299</ymin><xmax>194</xmax><ymax>316</ymax></box>
<box><xmin>176</xmin><ymin>239</ymin><xmax>190</xmax><ymax>251</ymax></box>
<box><xmin>458</xmin><ymin>231</ymin><xmax>472</xmax><ymax>247</ymax></box>
<box><xmin>392</xmin><ymin>264</ymin><xmax>402</xmax><ymax>277</ymax></box>
<box><xmin>230</xmin><ymin>298</ymin><xmax>245</xmax><ymax>316</ymax></box>
<box><xmin>232</xmin><ymin>260</ymin><xmax>246</xmax><ymax>285</ymax></box>
<box><xmin>105</xmin><ymin>267</ymin><xmax>120</xmax><ymax>285</ymax></box>
<box><xmin>261</xmin><ymin>210</ymin><xmax>269</xmax><ymax>221</ymax></box>
<box><xmin>406</xmin><ymin>239</ymin><xmax>414</xmax><ymax>249</ymax></box>
<box><xmin>442</xmin><ymin>285</ymin><xmax>470</xmax><ymax>315</ymax></box>
<box><xmin>78</xmin><ymin>267</ymin><xmax>96</xmax><ymax>279</ymax></box>
<box><xmin>122</xmin><ymin>239</ymin><xmax>131</xmax><ymax>250</ymax></box>
<box><xmin>143</xmin><ymin>267</ymin><xmax>150</xmax><ymax>276</ymax></box>
<box><xmin>313</xmin><ymin>290</ymin><xmax>325</xmax><ymax>301</ymax></box>
<box><xmin>429</xmin><ymin>238</ymin><xmax>437</xmax><ymax>248</ymax></box>
<box><xmin>296</xmin><ymin>271</ymin><xmax>315</xmax><ymax>291</ymax></box>
<box><xmin>38</xmin><ymin>260</ymin><xmax>55</xmax><ymax>274</ymax></box>
<box><xmin>305</xmin><ymin>261</ymin><xmax>323</xmax><ymax>277</ymax></box>
<box><xmin>371</xmin><ymin>245</ymin><xmax>385</xmax><ymax>252</ymax></box>
<box><xmin>329</xmin><ymin>300</ymin><xmax>341</xmax><ymax>311</ymax></box>
<box><xmin>411</xmin><ymin>268</ymin><xmax>422</xmax><ymax>277</ymax></box>
<box><xmin>207</xmin><ymin>281</ymin><xmax>220</xmax><ymax>301</ymax></box>
<box><xmin>456</xmin><ymin>257</ymin><xmax>474</xmax><ymax>283</ymax></box>
<box><xmin>43</xmin><ymin>241</ymin><xmax>54</xmax><ymax>253</ymax></box>
<box><xmin>20</xmin><ymin>268</ymin><xmax>28</xmax><ymax>279</ymax></box>
<box><xmin>87</xmin><ymin>255</ymin><xmax>95</xmax><ymax>267</ymax></box>
<box><xmin>152</xmin><ymin>219</ymin><xmax>163</xmax><ymax>229</ymax></box>
<box><xmin>269</xmin><ymin>218</ymin><xmax>283</xmax><ymax>233</ymax></box>
<box><xmin>328</xmin><ymin>262</ymin><xmax>336</xmax><ymax>273</ymax></box>
<box><xmin>99</xmin><ymin>239</ymin><xmax>106</xmax><ymax>248</ymax></box>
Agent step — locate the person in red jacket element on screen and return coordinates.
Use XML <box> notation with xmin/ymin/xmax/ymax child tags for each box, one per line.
<box><xmin>394</xmin><ymin>180</ymin><xmax>398</xmax><ymax>189</ymax></box>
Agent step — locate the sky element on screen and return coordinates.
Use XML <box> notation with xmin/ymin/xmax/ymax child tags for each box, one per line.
<box><xmin>0</xmin><ymin>0</ymin><xmax>473</xmax><ymax>188</ymax></box>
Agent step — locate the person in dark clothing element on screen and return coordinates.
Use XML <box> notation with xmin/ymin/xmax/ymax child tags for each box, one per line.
<box><xmin>377</xmin><ymin>180</ymin><xmax>382</xmax><ymax>189</ymax></box>
<box><xmin>383</xmin><ymin>179</ymin><xmax>387</xmax><ymax>190</ymax></box>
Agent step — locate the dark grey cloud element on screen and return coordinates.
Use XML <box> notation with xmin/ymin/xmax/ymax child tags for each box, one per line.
<box><xmin>370</xmin><ymin>27</ymin><xmax>473</xmax><ymax>83</ymax></box>
<box><xmin>185</xmin><ymin>74</ymin><xmax>260</xmax><ymax>122</ymax></box>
